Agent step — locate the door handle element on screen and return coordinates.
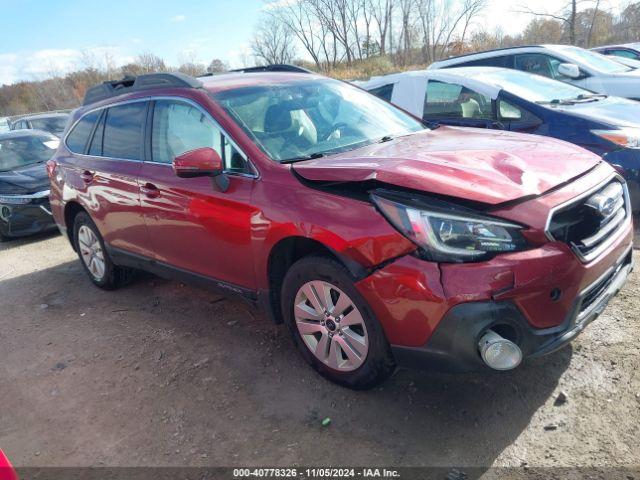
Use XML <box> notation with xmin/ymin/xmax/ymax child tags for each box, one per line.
<box><xmin>81</xmin><ymin>170</ymin><xmax>94</xmax><ymax>183</ymax></box>
<box><xmin>140</xmin><ymin>182</ymin><xmax>160</xmax><ymax>198</ymax></box>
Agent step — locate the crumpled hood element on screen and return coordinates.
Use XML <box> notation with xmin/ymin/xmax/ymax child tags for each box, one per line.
<box><xmin>0</xmin><ymin>162</ymin><xmax>49</xmax><ymax>194</ymax></box>
<box><xmin>292</xmin><ymin>127</ymin><xmax>601</xmax><ymax>205</ymax></box>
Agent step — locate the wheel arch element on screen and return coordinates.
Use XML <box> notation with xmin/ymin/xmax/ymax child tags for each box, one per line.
<box><xmin>63</xmin><ymin>201</ymin><xmax>88</xmax><ymax>251</ymax></box>
<box><xmin>263</xmin><ymin>236</ymin><xmax>368</xmax><ymax>324</ymax></box>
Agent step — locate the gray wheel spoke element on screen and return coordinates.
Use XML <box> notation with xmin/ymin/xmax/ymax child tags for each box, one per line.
<box><xmin>295</xmin><ymin>302</ymin><xmax>323</xmax><ymax>321</ymax></box>
<box><xmin>301</xmin><ymin>283</ymin><xmax>325</xmax><ymax>316</ymax></box>
<box><xmin>327</xmin><ymin>339</ymin><xmax>341</xmax><ymax>369</ymax></box>
<box><xmin>335</xmin><ymin>335</ymin><xmax>363</xmax><ymax>365</ymax></box>
<box><xmin>332</xmin><ymin>291</ymin><xmax>351</xmax><ymax>316</ymax></box>
<box><xmin>342</xmin><ymin>327</ymin><xmax>367</xmax><ymax>352</ymax></box>
<box><xmin>315</xmin><ymin>332</ymin><xmax>330</xmax><ymax>360</ymax></box>
<box><xmin>297</xmin><ymin>320</ymin><xmax>324</xmax><ymax>335</ymax></box>
<box><xmin>340</xmin><ymin>309</ymin><xmax>363</xmax><ymax>328</ymax></box>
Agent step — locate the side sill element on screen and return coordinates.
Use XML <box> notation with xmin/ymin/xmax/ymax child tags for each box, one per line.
<box><xmin>107</xmin><ymin>246</ymin><xmax>260</xmax><ymax>305</ymax></box>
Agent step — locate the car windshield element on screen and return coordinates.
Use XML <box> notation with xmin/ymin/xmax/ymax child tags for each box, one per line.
<box><xmin>0</xmin><ymin>135</ymin><xmax>59</xmax><ymax>172</ymax></box>
<box><xmin>211</xmin><ymin>78</ymin><xmax>424</xmax><ymax>162</ymax></box>
<box><xmin>558</xmin><ymin>46</ymin><xmax>632</xmax><ymax>74</ymax></box>
<box><xmin>480</xmin><ymin>70</ymin><xmax>597</xmax><ymax>104</ymax></box>
<box><xmin>29</xmin><ymin>115</ymin><xmax>69</xmax><ymax>135</ymax></box>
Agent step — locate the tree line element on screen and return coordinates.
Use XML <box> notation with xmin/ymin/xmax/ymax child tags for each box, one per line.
<box><xmin>251</xmin><ymin>0</ymin><xmax>640</xmax><ymax>70</ymax></box>
<box><xmin>2</xmin><ymin>0</ymin><xmax>640</xmax><ymax>117</ymax></box>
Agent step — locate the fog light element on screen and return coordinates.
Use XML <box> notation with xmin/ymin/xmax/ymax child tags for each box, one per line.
<box><xmin>478</xmin><ymin>329</ymin><xmax>522</xmax><ymax>370</ymax></box>
<box><xmin>0</xmin><ymin>205</ymin><xmax>11</xmax><ymax>220</ymax></box>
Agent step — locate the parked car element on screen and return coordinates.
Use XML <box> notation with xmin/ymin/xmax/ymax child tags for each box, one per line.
<box><xmin>359</xmin><ymin>67</ymin><xmax>640</xmax><ymax>210</ymax></box>
<box><xmin>429</xmin><ymin>45</ymin><xmax>640</xmax><ymax>100</ymax></box>
<box><xmin>10</xmin><ymin>112</ymin><xmax>70</xmax><ymax>137</ymax></box>
<box><xmin>49</xmin><ymin>71</ymin><xmax>632</xmax><ymax>389</ymax></box>
<box><xmin>0</xmin><ymin>117</ymin><xmax>9</xmax><ymax>133</ymax></box>
<box><xmin>592</xmin><ymin>43</ymin><xmax>640</xmax><ymax>61</ymax></box>
<box><xmin>0</xmin><ymin>130</ymin><xmax>58</xmax><ymax>240</ymax></box>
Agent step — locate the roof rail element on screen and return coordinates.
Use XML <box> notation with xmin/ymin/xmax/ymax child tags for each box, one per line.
<box><xmin>229</xmin><ymin>64</ymin><xmax>314</xmax><ymax>74</ymax></box>
<box><xmin>82</xmin><ymin>72</ymin><xmax>203</xmax><ymax>106</ymax></box>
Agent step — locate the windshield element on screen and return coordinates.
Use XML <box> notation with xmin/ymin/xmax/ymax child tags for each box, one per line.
<box><xmin>558</xmin><ymin>46</ymin><xmax>632</xmax><ymax>74</ymax></box>
<box><xmin>30</xmin><ymin>115</ymin><xmax>69</xmax><ymax>135</ymax></box>
<box><xmin>0</xmin><ymin>134</ymin><xmax>59</xmax><ymax>172</ymax></box>
<box><xmin>211</xmin><ymin>78</ymin><xmax>424</xmax><ymax>162</ymax></box>
<box><xmin>482</xmin><ymin>70</ymin><xmax>595</xmax><ymax>103</ymax></box>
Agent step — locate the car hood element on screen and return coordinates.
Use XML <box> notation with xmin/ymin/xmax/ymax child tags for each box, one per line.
<box><xmin>0</xmin><ymin>162</ymin><xmax>49</xmax><ymax>194</ymax></box>
<box><xmin>292</xmin><ymin>127</ymin><xmax>601</xmax><ymax>205</ymax></box>
<box><xmin>555</xmin><ymin>96</ymin><xmax>640</xmax><ymax>128</ymax></box>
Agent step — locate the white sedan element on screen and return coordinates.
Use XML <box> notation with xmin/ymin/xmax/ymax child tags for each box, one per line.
<box><xmin>428</xmin><ymin>44</ymin><xmax>640</xmax><ymax>100</ymax></box>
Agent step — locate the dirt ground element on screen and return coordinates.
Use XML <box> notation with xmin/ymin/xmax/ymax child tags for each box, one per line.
<box><xmin>1</xmin><ymin>231</ymin><xmax>639</xmax><ymax>473</ymax></box>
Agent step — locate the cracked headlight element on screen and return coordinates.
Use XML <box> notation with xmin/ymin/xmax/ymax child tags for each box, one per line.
<box><xmin>372</xmin><ymin>192</ymin><xmax>529</xmax><ymax>262</ymax></box>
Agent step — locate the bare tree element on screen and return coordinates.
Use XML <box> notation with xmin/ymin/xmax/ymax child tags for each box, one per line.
<box><xmin>518</xmin><ymin>0</ymin><xmax>586</xmax><ymax>44</ymax></box>
<box><xmin>252</xmin><ymin>15</ymin><xmax>297</xmax><ymax>65</ymax></box>
<box><xmin>207</xmin><ymin>59</ymin><xmax>227</xmax><ymax>73</ymax></box>
<box><xmin>267</xmin><ymin>0</ymin><xmax>323</xmax><ymax>67</ymax></box>
<box><xmin>369</xmin><ymin>0</ymin><xmax>393</xmax><ymax>56</ymax></box>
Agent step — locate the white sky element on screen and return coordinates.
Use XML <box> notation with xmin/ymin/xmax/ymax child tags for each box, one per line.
<box><xmin>481</xmin><ymin>0</ymin><xmax>628</xmax><ymax>35</ymax></box>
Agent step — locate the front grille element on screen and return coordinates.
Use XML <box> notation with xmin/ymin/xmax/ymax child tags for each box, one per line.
<box><xmin>580</xmin><ymin>269</ymin><xmax>615</xmax><ymax>315</ymax></box>
<box><xmin>547</xmin><ymin>178</ymin><xmax>630</xmax><ymax>262</ymax></box>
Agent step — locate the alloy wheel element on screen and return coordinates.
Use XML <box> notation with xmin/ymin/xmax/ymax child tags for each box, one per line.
<box><xmin>293</xmin><ymin>280</ymin><xmax>369</xmax><ymax>371</ymax></box>
<box><xmin>78</xmin><ymin>225</ymin><xmax>106</xmax><ymax>281</ymax></box>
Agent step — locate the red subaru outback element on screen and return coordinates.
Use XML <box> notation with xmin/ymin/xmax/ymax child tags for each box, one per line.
<box><xmin>48</xmin><ymin>69</ymin><xmax>633</xmax><ymax>389</ymax></box>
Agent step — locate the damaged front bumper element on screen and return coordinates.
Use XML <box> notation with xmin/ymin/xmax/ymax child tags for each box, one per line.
<box><xmin>355</xmin><ymin>221</ymin><xmax>633</xmax><ymax>372</ymax></box>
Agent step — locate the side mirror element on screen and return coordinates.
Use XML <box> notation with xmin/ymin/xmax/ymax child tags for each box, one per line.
<box><xmin>173</xmin><ymin>147</ymin><xmax>223</xmax><ymax>178</ymax></box>
<box><xmin>558</xmin><ymin>63</ymin><xmax>581</xmax><ymax>79</ymax></box>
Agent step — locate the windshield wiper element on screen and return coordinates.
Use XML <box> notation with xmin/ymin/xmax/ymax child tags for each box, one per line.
<box><xmin>281</xmin><ymin>152</ymin><xmax>325</xmax><ymax>164</ymax></box>
<box><xmin>574</xmin><ymin>93</ymin><xmax>607</xmax><ymax>101</ymax></box>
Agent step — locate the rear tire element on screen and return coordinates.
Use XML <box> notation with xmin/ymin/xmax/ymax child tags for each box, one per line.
<box><xmin>281</xmin><ymin>255</ymin><xmax>395</xmax><ymax>389</ymax></box>
<box><xmin>73</xmin><ymin>212</ymin><xmax>134</xmax><ymax>290</ymax></box>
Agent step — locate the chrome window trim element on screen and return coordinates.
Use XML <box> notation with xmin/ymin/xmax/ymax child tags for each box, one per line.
<box><xmin>544</xmin><ymin>172</ymin><xmax>632</xmax><ymax>263</ymax></box>
<box><xmin>63</xmin><ymin>95</ymin><xmax>259</xmax><ymax>179</ymax></box>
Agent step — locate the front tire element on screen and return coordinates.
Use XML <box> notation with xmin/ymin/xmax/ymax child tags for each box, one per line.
<box><xmin>73</xmin><ymin>212</ymin><xmax>133</xmax><ymax>290</ymax></box>
<box><xmin>281</xmin><ymin>255</ymin><xmax>395</xmax><ymax>389</ymax></box>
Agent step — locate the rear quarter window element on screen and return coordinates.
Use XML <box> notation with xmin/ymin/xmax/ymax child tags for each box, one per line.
<box><xmin>66</xmin><ymin>111</ymin><xmax>100</xmax><ymax>154</ymax></box>
<box><xmin>368</xmin><ymin>83</ymin><xmax>394</xmax><ymax>101</ymax></box>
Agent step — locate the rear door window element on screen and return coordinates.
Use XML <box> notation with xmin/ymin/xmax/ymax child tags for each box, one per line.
<box><xmin>423</xmin><ymin>80</ymin><xmax>492</xmax><ymax>120</ymax></box>
<box><xmin>102</xmin><ymin>102</ymin><xmax>147</xmax><ymax>160</ymax></box>
<box><xmin>66</xmin><ymin>111</ymin><xmax>100</xmax><ymax>154</ymax></box>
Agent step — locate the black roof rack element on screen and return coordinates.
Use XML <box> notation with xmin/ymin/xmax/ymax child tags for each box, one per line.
<box><xmin>82</xmin><ymin>72</ymin><xmax>203</xmax><ymax>106</ymax></box>
<box><xmin>229</xmin><ymin>64</ymin><xmax>314</xmax><ymax>74</ymax></box>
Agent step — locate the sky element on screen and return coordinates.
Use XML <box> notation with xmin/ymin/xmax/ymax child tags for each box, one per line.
<box><xmin>0</xmin><ymin>0</ymin><xmax>628</xmax><ymax>85</ymax></box>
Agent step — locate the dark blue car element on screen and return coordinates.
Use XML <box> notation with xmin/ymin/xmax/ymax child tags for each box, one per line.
<box><xmin>361</xmin><ymin>67</ymin><xmax>640</xmax><ymax>210</ymax></box>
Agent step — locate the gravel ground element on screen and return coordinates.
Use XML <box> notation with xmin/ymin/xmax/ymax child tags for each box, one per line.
<box><xmin>1</xmin><ymin>231</ymin><xmax>639</xmax><ymax>473</ymax></box>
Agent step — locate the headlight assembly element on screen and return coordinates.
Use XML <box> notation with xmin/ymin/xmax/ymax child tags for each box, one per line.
<box><xmin>591</xmin><ymin>128</ymin><xmax>640</xmax><ymax>149</ymax></box>
<box><xmin>372</xmin><ymin>192</ymin><xmax>529</xmax><ymax>262</ymax></box>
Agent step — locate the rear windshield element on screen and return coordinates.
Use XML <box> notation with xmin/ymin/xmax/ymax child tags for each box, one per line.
<box><xmin>30</xmin><ymin>115</ymin><xmax>70</xmax><ymax>135</ymax></box>
<box><xmin>558</xmin><ymin>46</ymin><xmax>632</xmax><ymax>74</ymax></box>
<box><xmin>480</xmin><ymin>69</ymin><xmax>592</xmax><ymax>103</ymax></box>
<box><xmin>0</xmin><ymin>135</ymin><xmax>59</xmax><ymax>172</ymax></box>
